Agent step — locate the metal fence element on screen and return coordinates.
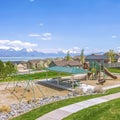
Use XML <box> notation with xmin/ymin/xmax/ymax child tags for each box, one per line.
<box><xmin>105</xmin><ymin>62</ymin><xmax>120</xmax><ymax>68</ymax></box>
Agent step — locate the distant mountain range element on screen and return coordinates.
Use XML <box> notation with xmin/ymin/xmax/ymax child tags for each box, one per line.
<box><xmin>0</xmin><ymin>48</ymin><xmax>66</xmax><ymax>58</ymax></box>
<box><xmin>0</xmin><ymin>48</ymin><xmax>105</xmax><ymax>58</ymax></box>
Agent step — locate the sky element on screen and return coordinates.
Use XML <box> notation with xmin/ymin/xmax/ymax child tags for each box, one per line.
<box><xmin>0</xmin><ymin>0</ymin><xmax>120</xmax><ymax>54</ymax></box>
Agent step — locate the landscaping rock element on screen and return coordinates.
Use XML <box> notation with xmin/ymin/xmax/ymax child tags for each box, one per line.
<box><xmin>0</xmin><ymin>91</ymin><xmax>96</xmax><ymax>120</ymax></box>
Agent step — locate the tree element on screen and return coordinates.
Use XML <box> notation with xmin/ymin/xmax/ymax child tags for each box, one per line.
<box><xmin>5</xmin><ymin>61</ymin><xmax>17</xmax><ymax>76</ymax></box>
<box><xmin>80</xmin><ymin>49</ymin><xmax>85</xmax><ymax>65</ymax></box>
<box><xmin>66</xmin><ymin>51</ymin><xmax>71</xmax><ymax>61</ymax></box>
<box><xmin>107</xmin><ymin>49</ymin><xmax>116</xmax><ymax>63</ymax></box>
<box><xmin>0</xmin><ymin>60</ymin><xmax>17</xmax><ymax>81</ymax></box>
<box><xmin>0</xmin><ymin>60</ymin><xmax>5</xmax><ymax>80</ymax></box>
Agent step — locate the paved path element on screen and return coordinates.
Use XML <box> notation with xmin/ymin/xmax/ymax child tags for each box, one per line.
<box><xmin>103</xmin><ymin>84</ymin><xmax>120</xmax><ymax>90</ymax></box>
<box><xmin>36</xmin><ymin>92</ymin><xmax>120</xmax><ymax>120</ymax></box>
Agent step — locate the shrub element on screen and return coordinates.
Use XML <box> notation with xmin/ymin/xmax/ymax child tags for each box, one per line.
<box><xmin>74</xmin><ymin>87</ymin><xmax>83</xmax><ymax>95</ymax></box>
<box><xmin>94</xmin><ymin>85</ymin><xmax>104</xmax><ymax>93</ymax></box>
<box><xmin>0</xmin><ymin>105</ymin><xmax>11</xmax><ymax>113</ymax></box>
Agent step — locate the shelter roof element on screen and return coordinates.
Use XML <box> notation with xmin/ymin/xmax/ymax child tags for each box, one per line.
<box><xmin>46</xmin><ymin>66</ymin><xmax>89</xmax><ymax>74</ymax></box>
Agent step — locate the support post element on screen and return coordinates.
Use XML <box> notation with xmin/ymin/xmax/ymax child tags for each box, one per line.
<box><xmin>71</xmin><ymin>75</ymin><xmax>74</xmax><ymax>89</ymax></box>
<box><xmin>46</xmin><ymin>70</ymin><xmax>48</xmax><ymax>81</ymax></box>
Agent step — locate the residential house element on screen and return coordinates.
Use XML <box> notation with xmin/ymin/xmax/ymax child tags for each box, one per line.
<box><xmin>27</xmin><ymin>59</ymin><xmax>51</xmax><ymax>70</ymax></box>
<box><xmin>27</xmin><ymin>59</ymin><xmax>43</xmax><ymax>70</ymax></box>
<box><xmin>73</xmin><ymin>56</ymin><xmax>81</xmax><ymax>62</ymax></box>
<box><xmin>49</xmin><ymin>60</ymin><xmax>81</xmax><ymax>67</ymax></box>
<box><xmin>11</xmin><ymin>61</ymin><xmax>28</xmax><ymax>71</ymax></box>
<box><xmin>86</xmin><ymin>54</ymin><xmax>108</xmax><ymax>64</ymax></box>
<box><xmin>86</xmin><ymin>54</ymin><xmax>120</xmax><ymax>64</ymax></box>
<box><xmin>116</xmin><ymin>54</ymin><xmax>120</xmax><ymax>62</ymax></box>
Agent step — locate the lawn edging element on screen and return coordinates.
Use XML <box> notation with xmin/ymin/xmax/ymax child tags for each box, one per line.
<box><xmin>63</xmin><ymin>97</ymin><xmax>120</xmax><ymax>120</ymax></box>
<box><xmin>11</xmin><ymin>87</ymin><xmax>120</xmax><ymax>120</ymax></box>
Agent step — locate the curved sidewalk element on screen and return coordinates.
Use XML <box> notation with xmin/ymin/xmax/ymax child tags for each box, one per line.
<box><xmin>36</xmin><ymin>92</ymin><xmax>120</xmax><ymax>120</ymax></box>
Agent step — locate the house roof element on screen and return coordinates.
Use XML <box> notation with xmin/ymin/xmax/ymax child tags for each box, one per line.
<box><xmin>116</xmin><ymin>54</ymin><xmax>120</xmax><ymax>59</ymax></box>
<box><xmin>11</xmin><ymin>61</ymin><xmax>27</xmax><ymax>65</ymax></box>
<box><xmin>46</xmin><ymin>66</ymin><xmax>89</xmax><ymax>74</ymax></box>
<box><xmin>50</xmin><ymin>60</ymin><xmax>81</xmax><ymax>67</ymax></box>
<box><xmin>28</xmin><ymin>59</ymin><xmax>42</xmax><ymax>64</ymax></box>
<box><xmin>86</xmin><ymin>54</ymin><xmax>120</xmax><ymax>60</ymax></box>
<box><xmin>86</xmin><ymin>54</ymin><xmax>107</xmax><ymax>60</ymax></box>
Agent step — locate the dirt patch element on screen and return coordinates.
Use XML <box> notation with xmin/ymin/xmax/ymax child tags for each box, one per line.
<box><xmin>0</xmin><ymin>81</ymin><xmax>69</xmax><ymax>106</ymax></box>
<box><xmin>82</xmin><ymin>78</ymin><xmax>120</xmax><ymax>87</ymax></box>
<box><xmin>0</xmin><ymin>76</ymin><xmax>120</xmax><ymax>106</ymax></box>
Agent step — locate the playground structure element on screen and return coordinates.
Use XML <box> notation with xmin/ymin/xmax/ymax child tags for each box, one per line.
<box><xmin>103</xmin><ymin>67</ymin><xmax>118</xmax><ymax>79</ymax></box>
<box><xmin>5</xmin><ymin>78</ymin><xmax>46</xmax><ymax>104</ymax></box>
<box><xmin>45</xmin><ymin>66</ymin><xmax>89</xmax><ymax>90</ymax></box>
<box><xmin>2</xmin><ymin>62</ymin><xmax>118</xmax><ymax>105</ymax></box>
<box><xmin>3</xmin><ymin>79</ymin><xmax>69</xmax><ymax>106</ymax></box>
<box><xmin>2</xmin><ymin>66</ymin><xmax>89</xmax><ymax>105</ymax></box>
<box><xmin>40</xmin><ymin>63</ymin><xmax>119</xmax><ymax>91</ymax></box>
<box><xmin>84</xmin><ymin>61</ymin><xmax>118</xmax><ymax>84</ymax></box>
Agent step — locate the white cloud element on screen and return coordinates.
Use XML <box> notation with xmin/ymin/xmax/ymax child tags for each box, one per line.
<box><xmin>29</xmin><ymin>0</ymin><xmax>35</xmax><ymax>2</ymax></box>
<box><xmin>42</xmin><ymin>33</ymin><xmax>52</xmax><ymax>37</ymax></box>
<box><xmin>0</xmin><ymin>40</ymin><xmax>37</xmax><ymax>51</ymax></box>
<box><xmin>0</xmin><ymin>46</ymin><xmax>10</xmax><ymax>50</ymax></box>
<box><xmin>41</xmin><ymin>37</ymin><xmax>52</xmax><ymax>41</ymax></box>
<box><xmin>42</xmin><ymin>47</ymin><xmax>82</xmax><ymax>54</ymax></box>
<box><xmin>39</xmin><ymin>23</ymin><xmax>44</xmax><ymax>26</ymax></box>
<box><xmin>28</xmin><ymin>34</ymin><xmax>41</xmax><ymax>37</ymax></box>
<box><xmin>41</xmin><ymin>33</ymin><xmax>52</xmax><ymax>40</ymax></box>
<box><xmin>41</xmin><ymin>47</ymin><xmax>81</xmax><ymax>54</ymax></box>
<box><xmin>0</xmin><ymin>40</ymin><xmax>10</xmax><ymax>44</ymax></box>
<box><xmin>59</xmin><ymin>47</ymin><xmax>105</xmax><ymax>55</ymax></box>
<box><xmin>39</xmin><ymin>48</ymin><xmax>60</xmax><ymax>53</ymax></box>
<box><xmin>29</xmin><ymin>32</ymin><xmax>52</xmax><ymax>41</ymax></box>
<box><xmin>112</xmin><ymin>35</ymin><xmax>118</xmax><ymax>38</ymax></box>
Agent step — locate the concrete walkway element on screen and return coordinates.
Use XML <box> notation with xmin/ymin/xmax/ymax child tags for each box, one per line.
<box><xmin>103</xmin><ymin>84</ymin><xmax>120</xmax><ymax>90</ymax></box>
<box><xmin>36</xmin><ymin>92</ymin><xmax>120</xmax><ymax>120</ymax></box>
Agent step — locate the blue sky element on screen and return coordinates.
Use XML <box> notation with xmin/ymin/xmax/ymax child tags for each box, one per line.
<box><xmin>0</xmin><ymin>0</ymin><xmax>120</xmax><ymax>54</ymax></box>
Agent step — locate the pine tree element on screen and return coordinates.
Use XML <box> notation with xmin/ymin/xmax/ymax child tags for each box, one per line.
<box><xmin>66</xmin><ymin>51</ymin><xmax>71</xmax><ymax>61</ymax></box>
<box><xmin>80</xmin><ymin>49</ymin><xmax>85</xmax><ymax>64</ymax></box>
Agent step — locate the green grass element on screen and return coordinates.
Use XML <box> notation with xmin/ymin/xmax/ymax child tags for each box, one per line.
<box><xmin>64</xmin><ymin>98</ymin><xmax>120</xmax><ymax>120</ymax></box>
<box><xmin>108</xmin><ymin>68</ymin><xmax>120</xmax><ymax>73</ymax></box>
<box><xmin>11</xmin><ymin>87</ymin><xmax>120</xmax><ymax>120</ymax></box>
<box><xmin>0</xmin><ymin>71</ymin><xmax>69</xmax><ymax>82</ymax></box>
<box><xmin>14</xmin><ymin>71</ymin><xmax>69</xmax><ymax>81</ymax></box>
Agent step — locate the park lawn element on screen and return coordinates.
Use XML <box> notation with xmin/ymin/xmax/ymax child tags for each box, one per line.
<box><xmin>11</xmin><ymin>87</ymin><xmax>120</xmax><ymax>120</ymax></box>
<box><xmin>1</xmin><ymin>71</ymin><xmax>69</xmax><ymax>82</ymax></box>
<box><xmin>64</xmin><ymin>98</ymin><xmax>120</xmax><ymax>120</ymax></box>
<box><xmin>108</xmin><ymin>68</ymin><xmax>120</xmax><ymax>73</ymax></box>
<box><xmin>14</xmin><ymin>71</ymin><xmax>69</xmax><ymax>80</ymax></box>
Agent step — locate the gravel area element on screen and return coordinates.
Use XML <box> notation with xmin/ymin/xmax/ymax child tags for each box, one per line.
<box><xmin>0</xmin><ymin>93</ymin><xmax>80</xmax><ymax>120</ymax></box>
<box><xmin>0</xmin><ymin>77</ymin><xmax>120</xmax><ymax>120</ymax></box>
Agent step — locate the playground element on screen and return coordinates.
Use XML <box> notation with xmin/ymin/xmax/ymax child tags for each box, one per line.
<box><xmin>0</xmin><ymin>81</ymin><xmax>69</xmax><ymax>106</ymax></box>
<box><xmin>38</xmin><ymin>62</ymin><xmax>119</xmax><ymax>92</ymax></box>
<box><xmin>0</xmin><ymin>78</ymin><xmax>120</xmax><ymax>107</ymax></box>
<box><xmin>0</xmin><ymin>61</ymin><xmax>119</xmax><ymax>120</ymax></box>
<box><xmin>0</xmin><ymin>61</ymin><xmax>119</xmax><ymax>107</ymax></box>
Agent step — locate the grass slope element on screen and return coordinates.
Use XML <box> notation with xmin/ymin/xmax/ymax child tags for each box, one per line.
<box><xmin>64</xmin><ymin>98</ymin><xmax>120</xmax><ymax>120</ymax></box>
<box><xmin>14</xmin><ymin>71</ymin><xmax>69</xmax><ymax>81</ymax></box>
<box><xmin>11</xmin><ymin>87</ymin><xmax>120</xmax><ymax>120</ymax></box>
<box><xmin>108</xmin><ymin>68</ymin><xmax>120</xmax><ymax>73</ymax></box>
<box><xmin>1</xmin><ymin>71</ymin><xmax>69</xmax><ymax>82</ymax></box>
